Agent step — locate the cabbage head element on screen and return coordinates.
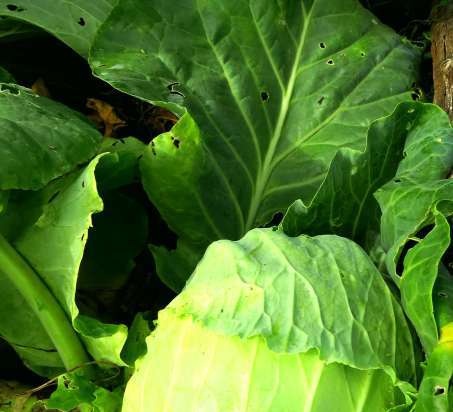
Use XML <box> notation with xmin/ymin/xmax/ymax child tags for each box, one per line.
<box><xmin>123</xmin><ymin>229</ymin><xmax>417</xmax><ymax>412</ymax></box>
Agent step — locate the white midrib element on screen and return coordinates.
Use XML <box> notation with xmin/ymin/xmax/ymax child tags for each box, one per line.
<box><xmin>244</xmin><ymin>4</ymin><xmax>313</xmax><ymax>231</ymax></box>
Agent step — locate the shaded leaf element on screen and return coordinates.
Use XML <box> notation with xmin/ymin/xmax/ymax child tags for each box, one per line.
<box><xmin>0</xmin><ymin>84</ymin><xmax>101</xmax><ymax>191</ymax></box>
<box><xmin>0</xmin><ymin>156</ymin><xmax>128</xmax><ymax>375</ymax></box>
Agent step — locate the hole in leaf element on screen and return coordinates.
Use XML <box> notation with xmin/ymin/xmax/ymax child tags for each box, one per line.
<box><xmin>151</xmin><ymin>148</ymin><xmax>157</xmax><ymax>156</ymax></box>
<box><xmin>360</xmin><ymin>51</ymin><xmax>366</xmax><ymax>57</ymax></box>
<box><xmin>319</xmin><ymin>42</ymin><xmax>326</xmax><ymax>49</ymax></box>
<box><xmin>434</xmin><ymin>386</ymin><xmax>445</xmax><ymax>396</ymax></box>
<box><xmin>167</xmin><ymin>82</ymin><xmax>184</xmax><ymax>97</ymax></box>
<box><xmin>81</xmin><ymin>181</ymin><xmax>85</xmax><ymax>188</ymax></box>
<box><xmin>411</xmin><ymin>86</ymin><xmax>422</xmax><ymax>101</ymax></box>
<box><xmin>394</xmin><ymin>179</ymin><xmax>401</xmax><ymax>183</ymax></box>
<box><xmin>260</xmin><ymin>91</ymin><xmax>269</xmax><ymax>101</ymax></box>
<box><xmin>317</xmin><ymin>96</ymin><xmax>325</xmax><ymax>105</ymax></box>
<box><xmin>438</xmin><ymin>291</ymin><xmax>448</xmax><ymax>298</ymax></box>
<box><xmin>78</xmin><ymin>17</ymin><xmax>86</xmax><ymax>26</ymax></box>
<box><xmin>172</xmin><ymin>138</ymin><xmax>180</xmax><ymax>148</ymax></box>
<box><xmin>6</xmin><ymin>4</ymin><xmax>24</xmax><ymax>11</ymax></box>
<box><xmin>327</xmin><ymin>59</ymin><xmax>334</xmax><ymax>65</ymax></box>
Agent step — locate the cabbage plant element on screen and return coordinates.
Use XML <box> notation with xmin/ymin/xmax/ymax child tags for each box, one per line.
<box><xmin>0</xmin><ymin>0</ymin><xmax>452</xmax><ymax>411</ymax></box>
<box><xmin>123</xmin><ymin>229</ymin><xmax>416</xmax><ymax>411</ymax></box>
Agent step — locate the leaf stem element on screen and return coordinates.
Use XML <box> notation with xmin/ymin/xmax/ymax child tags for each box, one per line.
<box><xmin>0</xmin><ymin>233</ymin><xmax>90</xmax><ymax>370</ymax></box>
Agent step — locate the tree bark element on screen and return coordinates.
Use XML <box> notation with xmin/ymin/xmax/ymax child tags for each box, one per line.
<box><xmin>432</xmin><ymin>3</ymin><xmax>453</xmax><ymax>120</ymax></box>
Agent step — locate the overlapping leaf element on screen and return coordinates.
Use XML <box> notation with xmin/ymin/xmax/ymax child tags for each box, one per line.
<box><xmin>0</xmin><ymin>156</ymin><xmax>129</xmax><ymax>374</ymax></box>
<box><xmin>170</xmin><ymin>229</ymin><xmax>416</xmax><ymax>380</ymax></box>
<box><xmin>0</xmin><ymin>84</ymin><xmax>101</xmax><ymax>191</ymax></box>
<box><xmin>90</xmin><ymin>0</ymin><xmax>420</xmax><ymax>288</ymax></box>
<box><xmin>281</xmin><ymin>102</ymin><xmax>437</xmax><ymax>244</ymax></box>
<box><xmin>373</xmin><ymin>105</ymin><xmax>453</xmax><ymax>355</ymax></box>
<box><xmin>0</xmin><ymin>0</ymin><xmax>118</xmax><ymax>57</ymax></box>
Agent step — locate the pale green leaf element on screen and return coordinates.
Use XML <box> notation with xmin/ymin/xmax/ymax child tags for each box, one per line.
<box><xmin>123</xmin><ymin>229</ymin><xmax>416</xmax><ymax>411</ymax></box>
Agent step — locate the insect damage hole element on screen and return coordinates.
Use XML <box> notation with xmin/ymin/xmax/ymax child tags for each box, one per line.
<box><xmin>78</xmin><ymin>17</ymin><xmax>86</xmax><ymax>26</ymax></box>
<box><xmin>260</xmin><ymin>91</ymin><xmax>269</xmax><ymax>102</ymax></box>
<box><xmin>317</xmin><ymin>96</ymin><xmax>325</xmax><ymax>105</ymax></box>
<box><xmin>319</xmin><ymin>42</ymin><xmax>326</xmax><ymax>49</ymax></box>
<box><xmin>6</xmin><ymin>4</ymin><xmax>24</xmax><ymax>11</ymax></box>
<box><xmin>171</xmin><ymin>136</ymin><xmax>181</xmax><ymax>148</ymax></box>
<box><xmin>327</xmin><ymin>59</ymin><xmax>334</xmax><ymax>65</ymax></box>
<box><xmin>167</xmin><ymin>82</ymin><xmax>184</xmax><ymax>97</ymax></box>
<box><xmin>434</xmin><ymin>386</ymin><xmax>445</xmax><ymax>396</ymax></box>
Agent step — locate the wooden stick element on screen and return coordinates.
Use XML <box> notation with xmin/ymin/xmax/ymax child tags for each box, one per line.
<box><xmin>432</xmin><ymin>2</ymin><xmax>453</xmax><ymax>120</ymax></box>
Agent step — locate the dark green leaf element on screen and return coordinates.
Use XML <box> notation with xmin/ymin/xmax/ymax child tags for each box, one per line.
<box><xmin>0</xmin><ymin>84</ymin><xmax>101</xmax><ymax>191</ymax></box>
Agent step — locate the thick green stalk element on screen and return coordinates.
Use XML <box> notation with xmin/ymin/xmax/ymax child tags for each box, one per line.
<box><xmin>0</xmin><ymin>233</ymin><xmax>89</xmax><ymax>370</ymax></box>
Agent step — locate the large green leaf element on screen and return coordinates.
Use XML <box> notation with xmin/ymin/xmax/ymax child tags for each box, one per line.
<box><xmin>170</xmin><ymin>229</ymin><xmax>416</xmax><ymax>378</ymax></box>
<box><xmin>0</xmin><ymin>0</ymin><xmax>118</xmax><ymax>57</ymax></box>
<box><xmin>90</xmin><ymin>0</ymin><xmax>420</xmax><ymax>288</ymax></box>
<box><xmin>0</xmin><ymin>156</ymin><xmax>128</xmax><ymax>375</ymax></box>
<box><xmin>123</xmin><ymin>229</ymin><xmax>416</xmax><ymax>411</ymax></box>
<box><xmin>0</xmin><ymin>84</ymin><xmax>101</xmax><ymax>191</ymax></box>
